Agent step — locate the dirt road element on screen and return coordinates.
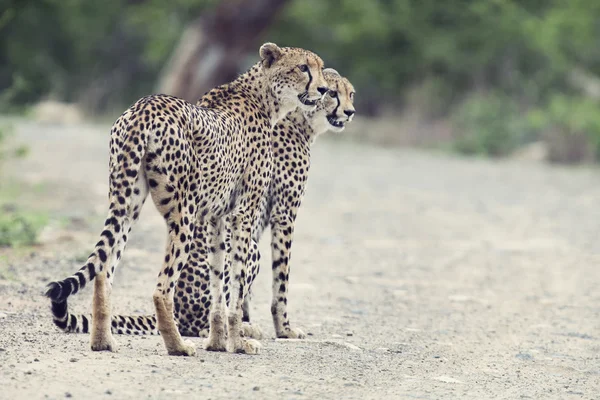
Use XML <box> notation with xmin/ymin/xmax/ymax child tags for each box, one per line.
<box><xmin>0</xmin><ymin>119</ymin><xmax>598</xmax><ymax>399</ymax></box>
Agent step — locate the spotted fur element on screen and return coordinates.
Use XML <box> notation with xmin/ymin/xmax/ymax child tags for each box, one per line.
<box><xmin>50</xmin><ymin>70</ymin><xmax>356</xmax><ymax>343</ymax></box>
<box><xmin>45</xmin><ymin>43</ymin><xmax>329</xmax><ymax>356</ymax></box>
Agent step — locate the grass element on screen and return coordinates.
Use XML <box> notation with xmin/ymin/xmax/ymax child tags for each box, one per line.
<box><xmin>0</xmin><ymin>210</ymin><xmax>48</xmax><ymax>247</ymax></box>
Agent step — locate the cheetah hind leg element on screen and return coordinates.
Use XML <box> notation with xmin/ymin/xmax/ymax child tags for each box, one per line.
<box><xmin>226</xmin><ymin>216</ymin><xmax>261</xmax><ymax>355</ymax></box>
<box><xmin>204</xmin><ymin>218</ymin><xmax>228</xmax><ymax>352</ymax></box>
<box><xmin>152</xmin><ymin>214</ymin><xmax>197</xmax><ymax>356</ymax></box>
<box><xmin>90</xmin><ymin>272</ymin><xmax>118</xmax><ymax>352</ymax></box>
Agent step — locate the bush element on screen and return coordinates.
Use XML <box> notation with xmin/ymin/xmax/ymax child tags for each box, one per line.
<box><xmin>527</xmin><ymin>95</ymin><xmax>600</xmax><ymax>163</ymax></box>
<box><xmin>451</xmin><ymin>92</ymin><xmax>535</xmax><ymax>157</ymax></box>
<box><xmin>0</xmin><ymin>211</ymin><xmax>48</xmax><ymax>247</ymax></box>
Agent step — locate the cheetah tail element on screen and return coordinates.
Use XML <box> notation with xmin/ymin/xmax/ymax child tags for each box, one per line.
<box><xmin>45</xmin><ymin>116</ymin><xmax>150</xmax><ymax>306</ymax></box>
<box><xmin>44</xmin><ymin>208</ymin><xmax>130</xmax><ymax>333</ymax></box>
<box><xmin>44</xmin><ymin>208</ymin><xmax>126</xmax><ymax>303</ymax></box>
<box><xmin>49</xmin><ymin>298</ymin><xmax>159</xmax><ymax>335</ymax></box>
<box><xmin>49</xmin><ymin>299</ymin><xmax>91</xmax><ymax>333</ymax></box>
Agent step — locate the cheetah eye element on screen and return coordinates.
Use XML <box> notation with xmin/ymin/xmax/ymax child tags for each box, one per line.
<box><xmin>298</xmin><ymin>64</ymin><xmax>309</xmax><ymax>73</ymax></box>
<box><xmin>329</xmin><ymin>90</ymin><xmax>338</xmax><ymax>98</ymax></box>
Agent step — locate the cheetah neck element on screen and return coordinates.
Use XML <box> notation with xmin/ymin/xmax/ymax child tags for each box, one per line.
<box><xmin>286</xmin><ymin>110</ymin><xmax>317</xmax><ymax>143</ymax></box>
<box><xmin>233</xmin><ymin>63</ymin><xmax>299</xmax><ymax>128</ymax></box>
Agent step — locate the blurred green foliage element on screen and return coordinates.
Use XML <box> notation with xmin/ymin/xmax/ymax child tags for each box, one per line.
<box><xmin>1</xmin><ymin>0</ymin><xmax>600</xmax><ymax>161</ymax></box>
<box><xmin>0</xmin><ymin>122</ymin><xmax>40</xmax><ymax>248</ymax></box>
<box><xmin>0</xmin><ymin>123</ymin><xmax>28</xmax><ymax>163</ymax></box>
<box><xmin>0</xmin><ymin>211</ymin><xmax>48</xmax><ymax>247</ymax></box>
<box><xmin>451</xmin><ymin>92</ymin><xmax>533</xmax><ymax>157</ymax></box>
<box><xmin>0</xmin><ymin>0</ymin><xmax>215</xmax><ymax>110</ymax></box>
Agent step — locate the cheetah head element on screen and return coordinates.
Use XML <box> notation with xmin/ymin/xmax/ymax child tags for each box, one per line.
<box><xmin>306</xmin><ymin>68</ymin><xmax>356</xmax><ymax>134</ymax></box>
<box><xmin>259</xmin><ymin>43</ymin><xmax>329</xmax><ymax>113</ymax></box>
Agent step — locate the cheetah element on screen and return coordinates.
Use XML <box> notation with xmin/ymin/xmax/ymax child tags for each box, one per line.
<box><xmin>48</xmin><ymin>69</ymin><xmax>356</xmax><ymax>343</ymax></box>
<box><xmin>45</xmin><ymin>43</ymin><xmax>329</xmax><ymax>356</ymax></box>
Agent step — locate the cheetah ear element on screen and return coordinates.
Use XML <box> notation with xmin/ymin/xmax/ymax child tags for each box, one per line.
<box><xmin>260</xmin><ymin>42</ymin><xmax>282</xmax><ymax>68</ymax></box>
<box><xmin>323</xmin><ymin>68</ymin><xmax>341</xmax><ymax>77</ymax></box>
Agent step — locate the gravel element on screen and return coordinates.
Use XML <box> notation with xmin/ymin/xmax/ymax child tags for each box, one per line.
<box><xmin>0</xmin><ymin>119</ymin><xmax>598</xmax><ymax>399</ymax></box>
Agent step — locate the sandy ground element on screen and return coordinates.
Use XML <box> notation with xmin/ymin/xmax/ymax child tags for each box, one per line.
<box><xmin>0</xmin><ymin>119</ymin><xmax>599</xmax><ymax>400</ymax></box>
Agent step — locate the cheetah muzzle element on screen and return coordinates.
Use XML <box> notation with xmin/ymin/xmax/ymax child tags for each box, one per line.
<box><xmin>327</xmin><ymin>114</ymin><xmax>346</xmax><ymax>128</ymax></box>
<box><xmin>298</xmin><ymin>92</ymin><xmax>319</xmax><ymax>107</ymax></box>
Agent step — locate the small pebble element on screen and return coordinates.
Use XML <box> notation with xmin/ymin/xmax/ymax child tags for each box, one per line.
<box><xmin>69</xmin><ymin>358</ymin><xmax>78</xmax><ymax>363</ymax></box>
<box><xmin>253</xmin><ymin>386</ymin><xmax>260</xmax><ymax>391</ymax></box>
<box><xmin>105</xmin><ymin>390</ymin><xmax>112</xmax><ymax>395</ymax></box>
<box><xmin>65</xmin><ymin>393</ymin><xmax>72</xmax><ymax>398</ymax></box>
<box><xmin>345</xmin><ymin>331</ymin><xmax>353</xmax><ymax>337</ymax></box>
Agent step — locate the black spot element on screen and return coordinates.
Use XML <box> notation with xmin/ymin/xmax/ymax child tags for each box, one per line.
<box><xmin>272</xmin><ymin>259</ymin><xmax>283</xmax><ymax>270</ymax></box>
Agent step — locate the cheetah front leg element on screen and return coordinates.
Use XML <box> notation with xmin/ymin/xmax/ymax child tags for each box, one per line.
<box><xmin>239</xmin><ymin>240</ymin><xmax>263</xmax><ymax>340</ymax></box>
<box><xmin>270</xmin><ymin>213</ymin><xmax>306</xmax><ymax>339</ymax></box>
<box><xmin>226</xmin><ymin>214</ymin><xmax>261</xmax><ymax>354</ymax></box>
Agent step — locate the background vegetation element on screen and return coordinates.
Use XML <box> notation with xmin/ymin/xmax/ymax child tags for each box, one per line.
<box><xmin>0</xmin><ymin>123</ymin><xmax>46</xmax><ymax>248</ymax></box>
<box><xmin>1</xmin><ymin>0</ymin><xmax>600</xmax><ymax>162</ymax></box>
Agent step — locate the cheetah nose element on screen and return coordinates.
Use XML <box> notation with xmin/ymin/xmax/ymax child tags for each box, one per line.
<box><xmin>344</xmin><ymin>110</ymin><xmax>355</xmax><ymax>117</ymax></box>
<box><xmin>317</xmin><ymin>87</ymin><xmax>328</xmax><ymax>95</ymax></box>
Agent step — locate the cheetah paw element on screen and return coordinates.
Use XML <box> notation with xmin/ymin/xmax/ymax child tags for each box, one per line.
<box><xmin>241</xmin><ymin>322</ymin><xmax>263</xmax><ymax>340</ymax></box>
<box><xmin>277</xmin><ymin>327</ymin><xmax>306</xmax><ymax>339</ymax></box>
<box><xmin>204</xmin><ymin>336</ymin><xmax>227</xmax><ymax>352</ymax></box>
<box><xmin>231</xmin><ymin>338</ymin><xmax>261</xmax><ymax>355</ymax></box>
<box><xmin>167</xmin><ymin>339</ymin><xmax>196</xmax><ymax>356</ymax></box>
<box><xmin>90</xmin><ymin>334</ymin><xmax>118</xmax><ymax>352</ymax></box>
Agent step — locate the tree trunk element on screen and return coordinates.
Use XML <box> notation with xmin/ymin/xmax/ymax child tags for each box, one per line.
<box><xmin>157</xmin><ymin>0</ymin><xmax>288</xmax><ymax>102</ymax></box>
